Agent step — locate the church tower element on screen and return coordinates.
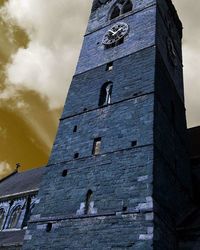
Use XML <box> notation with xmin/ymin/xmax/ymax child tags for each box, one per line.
<box><xmin>23</xmin><ymin>0</ymin><xmax>193</xmax><ymax>249</ymax></box>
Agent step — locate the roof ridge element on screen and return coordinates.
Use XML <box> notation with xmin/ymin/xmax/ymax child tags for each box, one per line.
<box><xmin>18</xmin><ymin>166</ymin><xmax>45</xmax><ymax>174</ymax></box>
<box><xmin>0</xmin><ymin>171</ymin><xmax>17</xmax><ymax>183</ymax></box>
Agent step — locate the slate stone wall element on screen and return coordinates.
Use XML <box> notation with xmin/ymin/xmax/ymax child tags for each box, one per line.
<box><xmin>62</xmin><ymin>47</ymin><xmax>155</xmax><ymax>119</ymax></box>
<box><xmin>88</xmin><ymin>0</ymin><xmax>156</xmax><ymax>34</ymax></box>
<box><xmin>49</xmin><ymin>94</ymin><xmax>154</xmax><ymax>165</ymax></box>
<box><xmin>22</xmin><ymin>28</ymin><xmax>156</xmax><ymax>249</ymax></box>
<box><xmin>22</xmin><ymin>0</ymin><xmax>191</xmax><ymax>249</ymax></box>
<box><xmin>76</xmin><ymin>4</ymin><xmax>156</xmax><ymax>74</ymax></box>
<box><xmin>24</xmin><ymin>213</ymin><xmax>154</xmax><ymax>250</ymax></box>
<box><xmin>33</xmin><ymin>147</ymin><xmax>154</xmax><ymax>218</ymax></box>
<box><xmin>153</xmin><ymin>5</ymin><xmax>192</xmax><ymax>246</ymax></box>
<box><xmin>156</xmin><ymin>6</ymin><xmax>184</xmax><ymax>102</ymax></box>
<box><xmin>0</xmin><ymin>246</ymin><xmax>22</xmax><ymax>250</ymax></box>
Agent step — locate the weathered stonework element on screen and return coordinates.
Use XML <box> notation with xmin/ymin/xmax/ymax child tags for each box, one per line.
<box><xmin>22</xmin><ymin>0</ymin><xmax>192</xmax><ymax>249</ymax></box>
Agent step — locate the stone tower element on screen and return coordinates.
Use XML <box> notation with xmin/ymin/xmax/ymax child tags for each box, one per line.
<box><xmin>23</xmin><ymin>0</ymin><xmax>193</xmax><ymax>249</ymax></box>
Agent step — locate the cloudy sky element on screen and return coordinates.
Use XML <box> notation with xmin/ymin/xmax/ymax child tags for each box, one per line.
<box><xmin>0</xmin><ymin>0</ymin><xmax>199</xmax><ymax>179</ymax></box>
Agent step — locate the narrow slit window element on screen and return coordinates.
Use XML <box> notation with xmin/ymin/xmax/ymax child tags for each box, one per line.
<box><xmin>73</xmin><ymin>125</ymin><xmax>78</xmax><ymax>133</ymax></box>
<box><xmin>74</xmin><ymin>153</ymin><xmax>79</xmax><ymax>159</ymax></box>
<box><xmin>46</xmin><ymin>223</ymin><xmax>52</xmax><ymax>232</ymax></box>
<box><xmin>84</xmin><ymin>190</ymin><xmax>93</xmax><ymax>215</ymax></box>
<box><xmin>92</xmin><ymin>138</ymin><xmax>101</xmax><ymax>155</ymax></box>
<box><xmin>62</xmin><ymin>169</ymin><xmax>68</xmax><ymax>177</ymax></box>
<box><xmin>106</xmin><ymin>62</ymin><xmax>113</xmax><ymax>71</ymax></box>
<box><xmin>99</xmin><ymin>82</ymin><xmax>113</xmax><ymax>107</ymax></box>
<box><xmin>131</xmin><ymin>141</ymin><xmax>137</xmax><ymax>147</ymax></box>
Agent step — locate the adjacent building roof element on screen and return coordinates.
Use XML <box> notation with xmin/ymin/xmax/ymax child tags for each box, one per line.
<box><xmin>0</xmin><ymin>167</ymin><xmax>46</xmax><ymax>200</ymax></box>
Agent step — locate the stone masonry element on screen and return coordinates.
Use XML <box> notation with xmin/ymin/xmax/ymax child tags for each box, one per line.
<box><xmin>22</xmin><ymin>1</ymin><xmax>192</xmax><ymax>249</ymax></box>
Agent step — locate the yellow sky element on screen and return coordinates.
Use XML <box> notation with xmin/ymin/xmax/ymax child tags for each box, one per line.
<box><xmin>0</xmin><ymin>0</ymin><xmax>199</xmax><ymax>179</ymax></box>
<box><xmin>0</xmin><ymin>0</ymin><xmax>65</xmax><ymax>178</ymax></box>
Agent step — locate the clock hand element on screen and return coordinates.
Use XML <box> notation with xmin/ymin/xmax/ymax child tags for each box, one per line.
<box><xmin>116</xmin><ymin>27</ymin><xmax>123</xmax><ymax>34</ymax></box>
<box><xmin>112</xmin><ymin>27</ymin><xmax>123</xmax><ymax>36</ymax></box>
<box><xmin>108</xmin><ymin>29</ymin><xmax>115</xmax><ymax>35</ymax></box>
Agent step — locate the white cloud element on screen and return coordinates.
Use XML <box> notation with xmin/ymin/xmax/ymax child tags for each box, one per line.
<box><xmin>0</xmin><ymin>0</ymin><xmax>91</xmax><ymax>109</ymax></box>
<box><xmin>0</xmin><ymin>161</ymin><xmax>12</xmax><ymax>179</ymax></box>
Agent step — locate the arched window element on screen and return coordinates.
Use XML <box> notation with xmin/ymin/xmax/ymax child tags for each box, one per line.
<box><xmin>109</xmin><ymin>0</ymin><xmax>133</xmax><ymax>20</ymax></box>
<box><xmin>110</xmin><ymin>5</ymin><xmax>120</xmax><ymax>20</ymax></box>
<box><xmin>8</xmin><ymin>206</ymin><xmax>22</xmax><ymax>229</ymax></box>
<box><xmin>84</xmin><ymin>190</ymin><xmax>93</xmax><ymax>215</ymax></box>
<box><xmin>0</xmin><ymin>209</ymin><xmax>5</xmax><ymax>230</ymax></box>
<box><xmin>122</xmin><ymin>0</ymin><xmax>133</xmax><ymax>14</ymax></box>
<box><xmin>22</xmin><ymin>197</ymin><xmax>33</xmax><ymax>229</ymax></box>
<box><xmin>99</xmin><ymin>82</ymin><xmax>113</xmax><ymax>107</ymax></box>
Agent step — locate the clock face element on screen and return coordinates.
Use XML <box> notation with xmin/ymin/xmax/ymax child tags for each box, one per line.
<box><xmin>102</xmin><ymin>22</ymin><xmax>129</xmax><ymax>45</ymax></box>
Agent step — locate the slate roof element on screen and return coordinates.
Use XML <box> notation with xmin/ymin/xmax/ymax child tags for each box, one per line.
<box><xmin>0</xmin><ymin>230</ymin><xmax>26</xmax><ymax>247</ymax></box>
<box><xmin>0</xmin><ymin>167</ymin><xmax>46</xmax><ymax>199</ymax></box>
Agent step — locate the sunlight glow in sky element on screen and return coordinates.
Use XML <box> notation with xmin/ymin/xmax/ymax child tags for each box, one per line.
<box><xmin>0</xmin><ymin>0</ymin><xmax>199</xmax><ymax>179</ymax></box>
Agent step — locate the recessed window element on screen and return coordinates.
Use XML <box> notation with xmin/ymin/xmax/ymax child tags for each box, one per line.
<box><xmin>92</xmin><ymin>138</ymin><xmax>101</xmax><ymax>155</ymax></box>
<box><xmin>109</xmin><ymin>0</ymin><xmax>133</xmax><ymax>20</ymax></box>
<box><xmin>22</xmin><ymin>196</ymin><xmax>32</xmax><ymax>229</ymax></box>
<box><xmin>73</xmin><ymin>125</ymin><xmax>78</xmax><ymax>133</ymax></box>
<box><xmin>99</xmin><ymin>82</ymin><xmax>113</xmax><ymax>107</ymax></box>
<box><xmin>131</xmin><ymin>141</ymin><xmax>137</xmax><ymax>147</ymax></box>
<box><xmin>122</xmin><ymin>0</ymin><xmax>133</xmax><ymax>14</ymax></box>
<box><xmin>8</xmin><ymin>206</ymin><xmax>22</xmax><ymax>229</ymax></box>
<box><xmin>106</xmin><ymin>62</ymin><xmax>113</xmax><ymax>71</ymax></box>
<box><xmin>84</xmin><ymin>190</ymin><xmax>93</xmax><ymax>215</ymax></box>
<box><xmin>62</xmin><ymin>169</ymin><xmax>68</xmax><ymax>177</ymax></box>
<box><xmin>46</xmin><ymin>223</ymin><xmax>52</xmax><ymax>232</ymax></box>
<box><xmin>74</xmin><ymin>153</ymin><xmax>79</xmax><ymax>159</ymax></box>
<box><xmin>110</xmin><ymin>5</ymin><xmax>120</xmax><ymax>20</ymax></box>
